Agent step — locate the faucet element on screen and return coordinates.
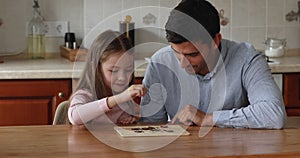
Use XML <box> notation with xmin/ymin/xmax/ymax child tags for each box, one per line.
<box><xmin>286</xmin><ymin>1</ymin><xmax>300</xmax><ymax>22</ymax></box>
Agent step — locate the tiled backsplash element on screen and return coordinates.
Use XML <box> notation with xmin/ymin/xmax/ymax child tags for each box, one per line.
<box><xmin>0</xmin><ymin>0</ymin><xmax>299</xmax><ymax>54</ymax></box>
<box><xmin>0</xmin><ymin>0</ymin><xmax>83</xmax><ymax>54</ymax></box>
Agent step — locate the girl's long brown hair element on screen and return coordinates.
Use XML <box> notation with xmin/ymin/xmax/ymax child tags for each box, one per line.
<box><xmin>74</xmin><ymin>30</ymin><xmax>134</xmax><ymax>100</ymax></box>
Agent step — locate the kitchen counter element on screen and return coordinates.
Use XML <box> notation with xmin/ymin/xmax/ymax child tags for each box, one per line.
<box><xmin>268</xmin><ymin>49</ymin><xmax>300</xmax><ymax>73</ymax></box>
<box><xmin>0</xmin><ymin>50</ymin><xmax>299</xmax><ymax>79</ymax></box>
<box><xmin>0</xmin><ymin>53</ymin><xmax>147</xmax><ymax>79</ymax></box>
<box><xmin>0</xmin><ymin>54</ymin><xmax>82</xmax><ymax>79</ymax></box>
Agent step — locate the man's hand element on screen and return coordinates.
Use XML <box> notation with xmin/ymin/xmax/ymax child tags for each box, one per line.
<box><xmin>171</xmin><ymin>105</ymin><xmax>214</xmax><ymax>126</ymax></box>
<box><xmin>117</xmin><ymin>112</ymin><xmax>137</xmax><ymax>124</ymax></box>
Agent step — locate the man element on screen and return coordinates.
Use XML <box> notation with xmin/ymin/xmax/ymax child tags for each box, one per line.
<box><xmin>139</xmin><ymin>0</ymin><xmax>286</xmax><ymax>129</ymax></box>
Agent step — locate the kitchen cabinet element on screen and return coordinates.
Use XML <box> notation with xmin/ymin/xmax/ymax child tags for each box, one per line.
<box><xmin>0</xmin><ymin>79</ymin><xmax>72</xmax><ymax>126</ymax></box>
<box><xmin>283</xmin><ymin>73</ymin><xmax>300</xmax><ymax>116</ymax></box>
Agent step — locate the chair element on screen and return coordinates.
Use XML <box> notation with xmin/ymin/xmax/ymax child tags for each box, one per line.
<box><xmin>53</xmin><ymin>100</ymin><xmax>69</xmax><ymax>125</ymax></box>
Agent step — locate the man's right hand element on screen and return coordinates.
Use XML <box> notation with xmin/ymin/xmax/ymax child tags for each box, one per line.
<box><xmin>171</xmin><ymin>105</ymin><xmax>214</xmax><ymax>126</ymax></box>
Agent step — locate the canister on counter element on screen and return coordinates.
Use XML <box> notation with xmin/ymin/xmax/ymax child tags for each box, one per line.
<box><xmin>264</xmin><ymin>38</ymin><xmax>286</xmax><ymax>57</ymax></box>
<box><xmin>120</xmin><ymin>15</ymin><xmax>135</xmax><ymax>46</ymax></box>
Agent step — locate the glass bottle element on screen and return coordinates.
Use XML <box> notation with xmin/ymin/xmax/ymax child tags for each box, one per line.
<box><xmin>27</xmin><ymin>0</ymin><xmax>45</xmax><ymax>59</ymax></box>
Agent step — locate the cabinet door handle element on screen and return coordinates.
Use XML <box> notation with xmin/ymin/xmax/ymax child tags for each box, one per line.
<box><xmin>58</xmin><ymin>92</ymin><xmax>65</xmax><ymax>98</ymax></box>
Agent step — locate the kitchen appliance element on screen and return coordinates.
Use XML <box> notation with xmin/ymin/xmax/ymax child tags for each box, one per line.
<box><xmin>64</xmin><ymin>32</ymin><xmax>76</xmax><ymax>49</ymax></box>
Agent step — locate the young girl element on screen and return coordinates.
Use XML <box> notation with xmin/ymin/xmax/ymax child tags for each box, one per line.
<box><xmin>68</xmin><ymin>30</ymin><xmax>146</xmax><ymax>125</ymax></box>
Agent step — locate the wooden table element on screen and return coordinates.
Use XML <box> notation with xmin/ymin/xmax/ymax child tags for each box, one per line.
<box><xmin>1</xmin><ymin>117</ymin><xmax>300</xmax><ymax>158</ymax></box>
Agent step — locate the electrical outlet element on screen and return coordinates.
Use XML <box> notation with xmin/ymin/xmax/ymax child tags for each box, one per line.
<box><xmin>44</xmin><ymin>21</ymin><xmax>69</xmax><ymax>37</ymax></box>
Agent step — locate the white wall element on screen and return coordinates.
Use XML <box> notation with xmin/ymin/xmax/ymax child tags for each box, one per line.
<box><xmin>0</xmin><ymin>0</ymin><xmax>83</xmax><ymax>54</ymax></box>
<box><xmin>0</xmin><ymin>0</ymin><xmax>299</xmax><ymax>54</ymax></box>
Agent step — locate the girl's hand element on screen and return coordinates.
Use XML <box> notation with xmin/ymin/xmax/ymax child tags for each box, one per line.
<box><xmin>116</xmin><ymin>84</ymin><xmax>147</xmax><ymax>103</ymax></box>
<box><xmin>107</xmin><ymin>84</ymin><xmax>147</xmax><ymax>109</ymax></box>
<box><xmin>125</xmin><ymin>84</ymin><xmax>147</xmax><ymax>98</ymax></box>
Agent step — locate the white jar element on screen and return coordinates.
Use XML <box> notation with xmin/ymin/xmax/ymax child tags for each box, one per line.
<box><xmin>264</xmin><ymin>38</ymin><xmax>286</xmax><ymax>57</ymax></box>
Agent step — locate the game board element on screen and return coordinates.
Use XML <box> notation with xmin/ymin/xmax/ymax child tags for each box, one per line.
<box><xmin>114</xmin><ymin>125</ymin><xmax>190</xmax><ymax>137</ymax></box>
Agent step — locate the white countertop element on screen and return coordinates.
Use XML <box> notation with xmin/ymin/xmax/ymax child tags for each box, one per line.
<box><xmin>268</xmin><ymin>55</ymin><xmax>300</xmax><ymax>73</ymax></box>
<box><xmin>0</xmin><ymin>53</ymin><xmax>147</xmax><ymax>79</ymax></box>
<box><xmin>0</xmin><ymin>50</ymin><xmax>299</xmax><ymax>79</ymax></box>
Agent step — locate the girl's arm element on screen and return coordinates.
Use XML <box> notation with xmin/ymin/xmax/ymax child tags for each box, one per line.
<box><xmin>68</xmin><ymin>85</ymin><xmax>146</xmax><ymax>125</ymax></box>
<box><xmin>68</xmin><ymin>90</ymin><xmax>110</xmax><ymax>125</ymax></box>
